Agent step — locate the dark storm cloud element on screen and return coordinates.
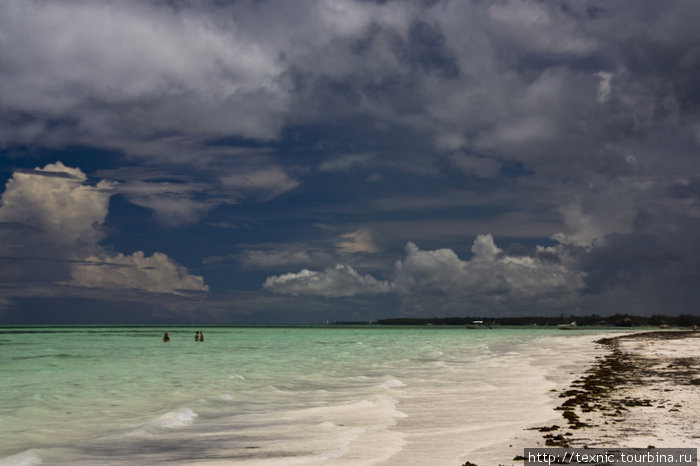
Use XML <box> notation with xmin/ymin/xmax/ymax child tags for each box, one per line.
<box><xmin>402</xmin><ymin>20</ymin><xmax>461</xmax><ymax>79</ymax></box>
<box><xmin>1</xmin><ymin>0</ymin><xmax>700</xmax><ymax>321</ymax></box>
<box><xmin>669</xmin><ymin>180</ymin><xmax>700</xmax><ymax>200</ymax></box>
<box><xmin>578</xmin><ymin>233</ymin><xmax>679</xmax><ymax>294</ymax></box>
<box><xmin>2</xmin><ymin>0</ymin><xmax>698</xmax><ymax>162</ymax></box>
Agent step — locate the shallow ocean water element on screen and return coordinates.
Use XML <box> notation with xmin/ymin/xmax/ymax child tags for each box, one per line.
<box><xmin>0</xmin><ymin>326</ymin><xmax>624</xmax><ymax>465</ymax></box>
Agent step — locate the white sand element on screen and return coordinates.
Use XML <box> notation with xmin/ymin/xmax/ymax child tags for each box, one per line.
<box><xmin>570</xmin><ymin>333</ymin><xmax>700</xmax><ymax>452</ymax></box>
<box><xmin>461</xmin><ymin>331</ymin><xmax>700</xmax><ymax>466</ymax></box>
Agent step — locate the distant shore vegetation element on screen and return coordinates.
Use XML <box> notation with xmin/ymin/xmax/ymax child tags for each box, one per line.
<box><xmin>335</xmin><ymin>314</ymin><xmax>699</xmax><ymax>327</ymax></box>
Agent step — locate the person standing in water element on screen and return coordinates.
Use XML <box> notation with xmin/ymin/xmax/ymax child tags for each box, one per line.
<box><xmin>163</xmin><ymin>332</ymin><xmax>170</xmax><ymax>342</ymax></box>
<box><xmin>199</xmin><ymin>331</ymin><xmax>204</xmax><ymax>342</ymax></box>
<box><xmin>195</xmin><ymin>331</ymin><xmax>200</xmax><ymax>341</ymax></box>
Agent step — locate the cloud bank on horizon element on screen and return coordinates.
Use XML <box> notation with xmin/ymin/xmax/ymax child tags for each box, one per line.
<box><xmin>1</xmin><ymin>0</ymin><xmax>699</xmax><ymax>323</ymax></box>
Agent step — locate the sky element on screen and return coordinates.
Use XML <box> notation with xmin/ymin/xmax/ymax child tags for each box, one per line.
<box><xmin>1</xmin><ymin>0</ymin><xmax>699</xmax><ymax>324</ymax></box>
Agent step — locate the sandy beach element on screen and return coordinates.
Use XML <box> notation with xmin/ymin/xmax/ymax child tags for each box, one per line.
<box><xmin>463</xmin><ymin>330</ymin><xmax>700</xmax><ymax>466</ymax></box>
<box><xmin>2</xmin><ymin>327</ymin><xmax>696</xmax><ymax>465</ymax></box>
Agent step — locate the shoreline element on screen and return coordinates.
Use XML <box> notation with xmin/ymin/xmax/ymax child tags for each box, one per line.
<box><xmin>461</xmin><ymin>330</ymin><xmax>700</xmax><ymax>466</ymax></box>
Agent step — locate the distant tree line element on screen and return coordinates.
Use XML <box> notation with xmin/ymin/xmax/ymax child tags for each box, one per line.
<box><xmin>369</xmin><ymin>313</ymin><xmax>699</xmax><ymax>327</ymax></box>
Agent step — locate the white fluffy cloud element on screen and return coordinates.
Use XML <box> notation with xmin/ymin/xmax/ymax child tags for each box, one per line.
<box><xmin>0</xmin><ymin>162</ymin><xmax>113</xmax><ymax>247</ymax></box>
<box><xmin>263</xmin><ymin>264</ymin><xmax>393</xmax><ymax>297</ymax></box>
<box><xmin>0</xmin><ymin>163</ymin><xmax>208</xmax><ymax>294</ymax></box>
<box><xmin>70</xmin><ymin>252</ymin><xmax>209</xmax><ymax>294</ymax></box>
<box><xmin>394</xmin><ymin>236</ymin><xmax>584</xmax><ymax>303</ymax></box>
<box><xmin>264</xmin><ymin>234</ymin><xmax>584</xmax><ymax>311</ymax></box>
<box><xmin>552</xmin><ymin>177</ymin><xmax>649</xmax><ymax>247</ymax></box>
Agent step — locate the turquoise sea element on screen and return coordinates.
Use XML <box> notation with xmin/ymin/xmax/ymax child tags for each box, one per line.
<box><xmin>0</xmin><ymin>326</ymin><xmax>626</xmax><ymax>465</ymax></box>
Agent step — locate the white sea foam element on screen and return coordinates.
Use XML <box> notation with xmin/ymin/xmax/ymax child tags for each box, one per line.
<box><xmin>296</xmin><ymin>396</ymin><xmax>406</xmax><ymax>465</ymax></box>
<box><xmin>188</xmin><ymin>393</ymin><xmax>408</xmax><ymax>466</ymax></box>
<box><xmin>0</xmin><ymin>450</ymin><xmax>42</xmax><ymax>466</ymax></box>
<box><xmin>229</xmin><ymin>373</ymin><xmax>245</xmax><ymax>380</ymax></box>
<box><xmin>150</xmin><ymin>407</ymin><xmax>198</xmax><ymax>429</ymax></box>
<box><xmin>381</xmin><ymin>378</ymin><xmax>407</xmax><ymax>389</ymax></box>
<box><xmin>298</xmin><ymin>427</ymin><xmax>365</xmax><ymax>464</ymax></box>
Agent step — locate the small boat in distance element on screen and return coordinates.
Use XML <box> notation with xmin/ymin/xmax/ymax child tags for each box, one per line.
<box><xmin>558</xmin><ymin>321</ymin><xmax>578</xmax><ymax>330</ymax></box>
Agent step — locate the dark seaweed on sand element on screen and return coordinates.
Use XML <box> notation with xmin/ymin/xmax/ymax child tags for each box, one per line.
<box><xmin>462</xmin><ymin>331</ymin><xmax>698</xmax><ymax>465</ymax></box>
<box><xmin>547</xmin><ymin>331</ymin><xmax>698</xmax><ymax>447</ymax></box>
